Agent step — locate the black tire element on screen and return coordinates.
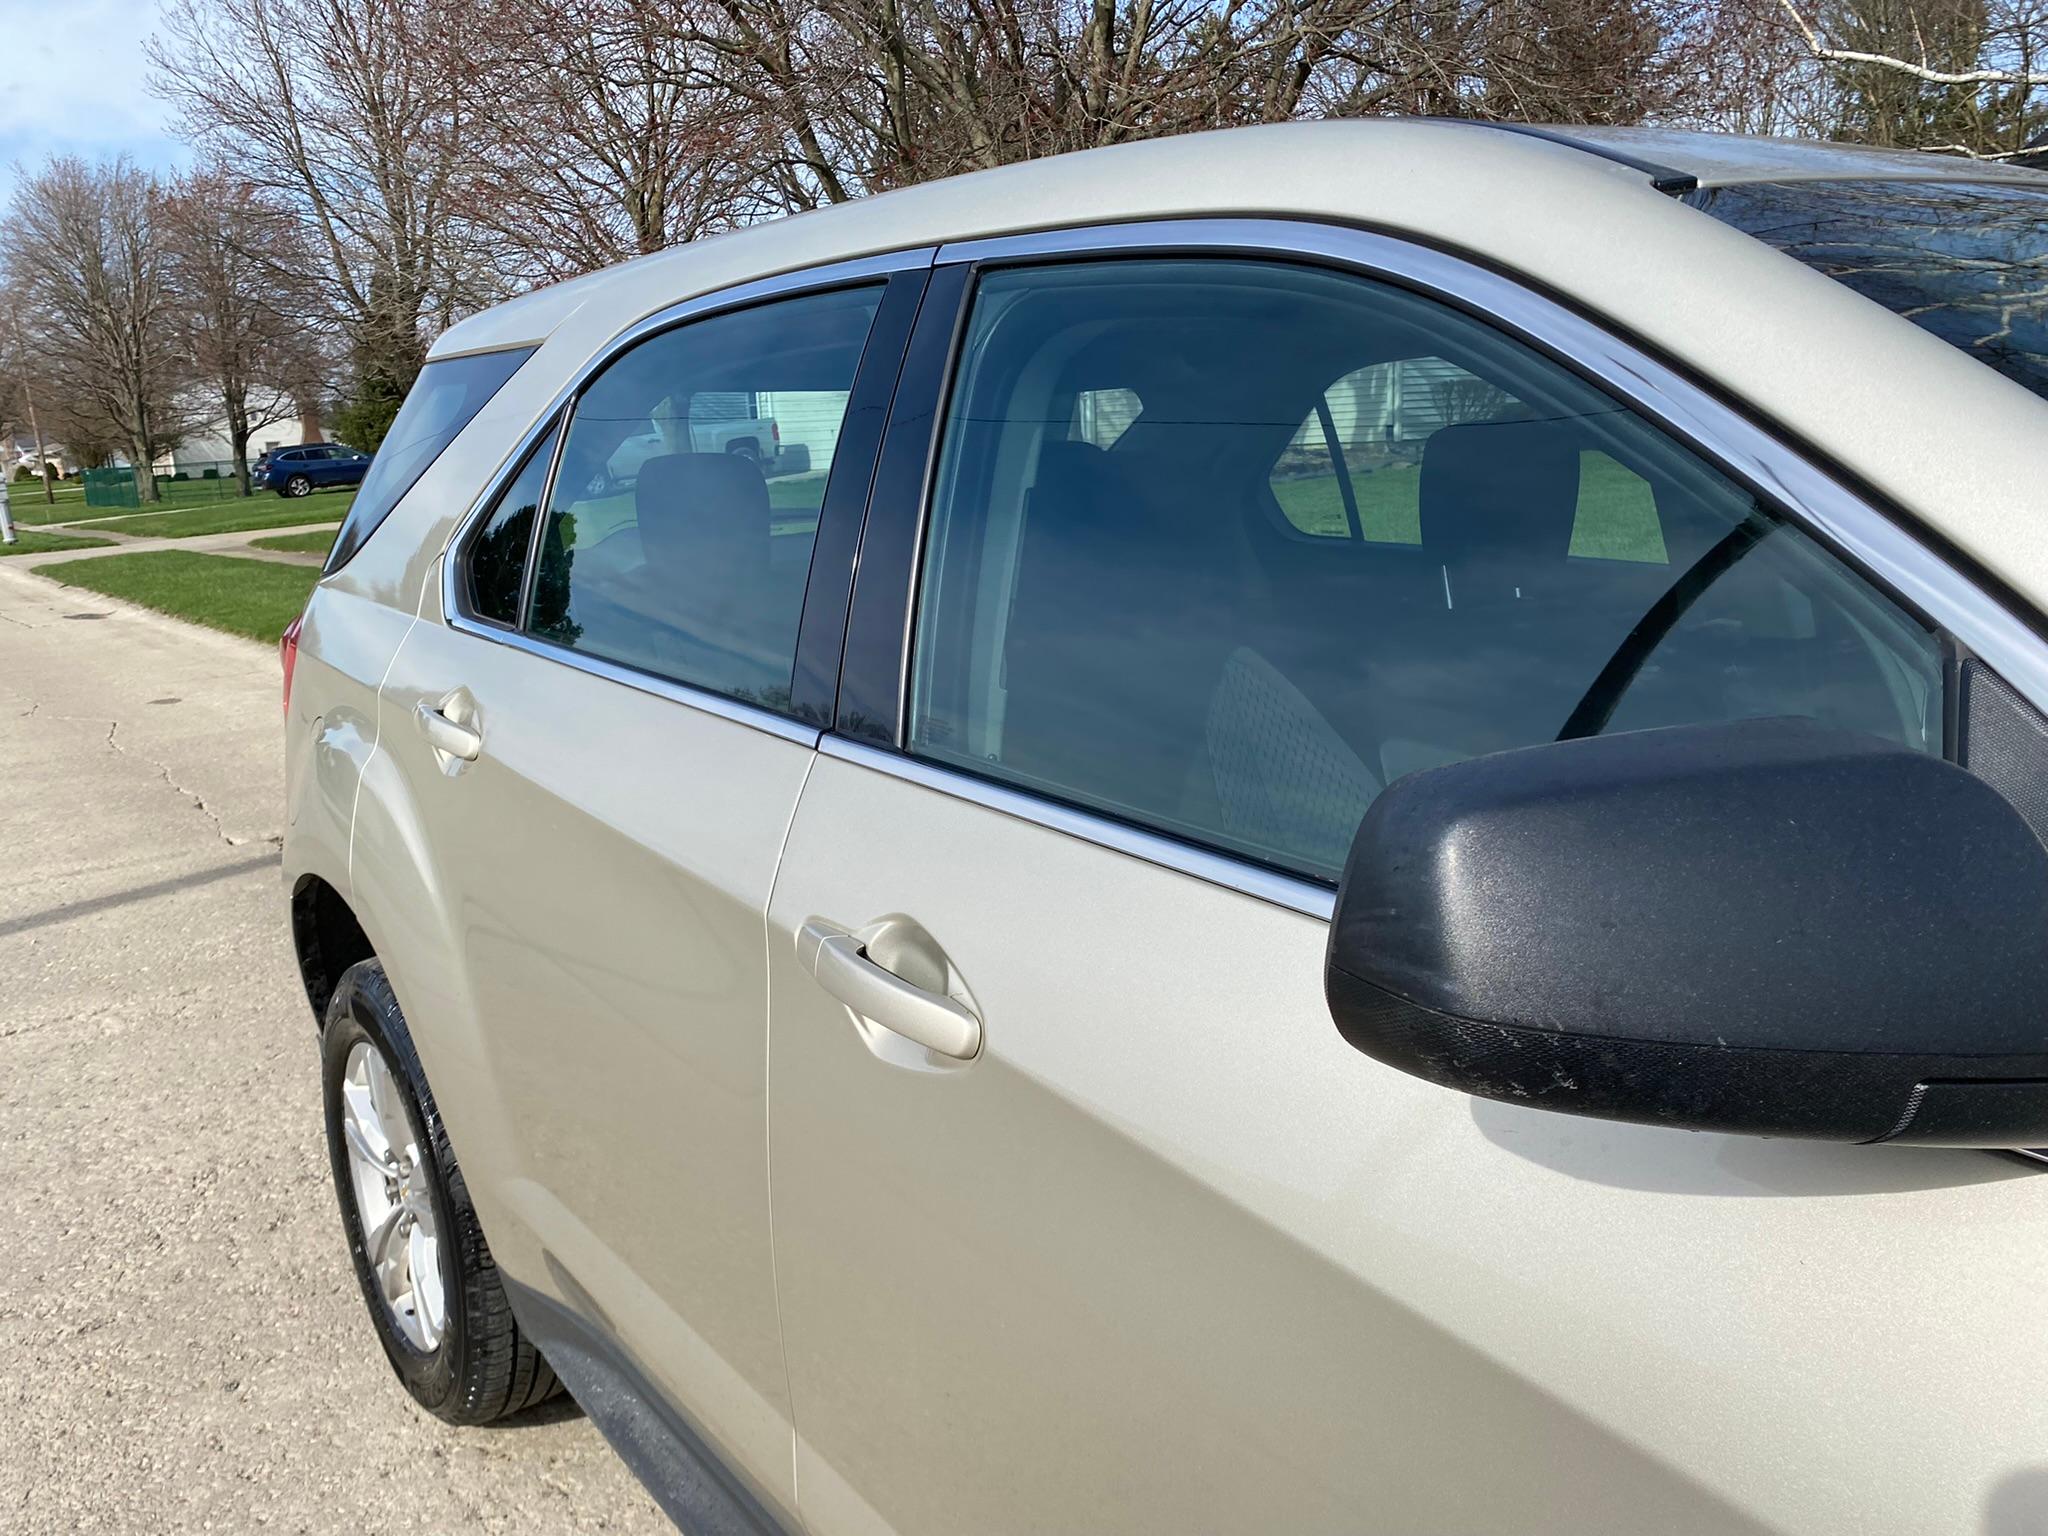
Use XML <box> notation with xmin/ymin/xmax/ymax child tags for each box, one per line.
<box><xmin>727</xmin><ymin>440</ymin><xmax>759</xmax><ymax>461</ymax></box>
<box><xmin>321</xmin><ymin>958</ymin><xmax>562</xmax><ymax>1424</ymax></box>
<box><xmin>284</xmin><ymin>474</ymin><xmax>312</xmax><ymax>498</ymax></box>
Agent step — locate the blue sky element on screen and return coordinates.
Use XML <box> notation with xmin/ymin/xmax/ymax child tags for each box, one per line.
<box><xmin>0</xmin><ymin>0</ymin><xmax>189</xmax><ymax>204</ymax></box>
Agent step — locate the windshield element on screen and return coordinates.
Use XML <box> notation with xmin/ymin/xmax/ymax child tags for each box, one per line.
<box><xmin>1690</xmin><ymin>178</ymin><xmax>2048</xmax><ymax>403</ymax></box>
<box><xmin>325</xmin><ymin>346</ymin><xmax>535</xmax><ymax>573</ymax></box>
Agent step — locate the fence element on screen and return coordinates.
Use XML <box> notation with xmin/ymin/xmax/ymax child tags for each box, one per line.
<box><xmin>82</xmin><ymin>461</ymin><xmax>253</xmax><ymax>511</ymax></box>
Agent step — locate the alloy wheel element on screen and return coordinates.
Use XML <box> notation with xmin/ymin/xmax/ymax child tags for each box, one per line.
<box><xmin>339</xmin><ymin>1040</ymin><xmax>447</xmax><ymax>1352</ymax></box>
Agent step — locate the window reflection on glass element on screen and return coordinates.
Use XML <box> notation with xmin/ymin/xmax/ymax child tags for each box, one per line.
<box><xmin>1692</xmin><ymin>178</ymin><xmax>2048</xmax><ymax>401</ymax></box>
<box><xmin>464</xmin><ymin>423</ymin><xmax>559</xmax><ymax>626</ymax></box>
<box><xmin>523</xmin><ymin>286</ymin><xmax>881</xmax><ymax>712</ymax></box>
<box><xmin>911</xmin><ymin>259</ymin><xmax>1941</xmax><ymax>883</ymax></box>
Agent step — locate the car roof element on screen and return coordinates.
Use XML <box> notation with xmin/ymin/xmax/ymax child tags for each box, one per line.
<box><xmin>396</xmin><ymin>118</ymin><xmax>2048</xmax><ymax>625</ymax></box>
<box><xmin>429</xmin><ymin>118</ymin><xmax>2048</xmax><ymax>363</ymax></box>
<box><xmin>1500</xmin><ymin>123</ymin><xmax>2048</xmax><ymax>189</ymax></box>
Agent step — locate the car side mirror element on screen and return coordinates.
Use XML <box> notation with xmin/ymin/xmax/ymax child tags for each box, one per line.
<box><xmin>1325</xmin><ymin>717</ymin><xmax>2048</xmax><ymax>1146</ymax></box>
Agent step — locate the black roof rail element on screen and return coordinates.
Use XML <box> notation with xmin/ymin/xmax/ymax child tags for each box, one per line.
<box><xmin>1447</xmin><ymin>121</ymin><xmax>1700</xmax><ymax>196</ymax></box>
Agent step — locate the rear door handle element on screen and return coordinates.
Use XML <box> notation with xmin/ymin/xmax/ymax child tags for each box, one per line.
<box><xmin>797</xmin><ymin>919</ymin><xmax>981</xmax><ymax>1060</ymax></box>
<box><xmin>415</xmin><ymin>701</ymin><xmax>482</xmax><ymax>761</ymax></box>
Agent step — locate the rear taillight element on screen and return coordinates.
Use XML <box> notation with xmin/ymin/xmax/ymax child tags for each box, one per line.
<box><xmin>772</xmin><ymin>420</ymin><xmax>781</xmax><ymax>445</ymax></box>
<box><xmin>280</xmin><ymin>613</ymin><xmax>303</xmax><ymax>715</ymax></box>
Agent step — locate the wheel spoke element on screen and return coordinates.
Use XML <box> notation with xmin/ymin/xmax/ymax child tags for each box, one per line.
<box><xmin>365</xmin><ymin>1204</ymin><xmax>405</xmax><ymax>1271</ymax></box>
<box><xmin>341</xmin><ymin>1111</ymin><xmax>390</xmax><ymax>1176</ymax></box>
<box><xmin>340</xmin><ymin>1079</ymin><xmax>390</xmax><ymax>1157</ymax></box>
<box><xmin>408</xmin><ymin>1223</ymin><xmax>441</xmax><ymax>1347</ymax></box>
<box><xmin>366</xmin><ymin>1053</ymin><xmax>412</xmax><ymax>1162</ymax></box>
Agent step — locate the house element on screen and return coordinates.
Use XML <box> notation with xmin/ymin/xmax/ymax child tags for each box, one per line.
<box><xmin>155</xmin><ymin>388</ymin><xmax>325</xmax><ymax>476</ymax></box>
<box><xmin>6</xmin><ymin>434</ymin><xmax>70</xmax><ymax>478</ymax></box>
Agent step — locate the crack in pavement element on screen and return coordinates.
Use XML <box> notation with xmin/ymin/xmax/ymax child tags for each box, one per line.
<box><xmin>103</xmin><ymin>719</ymin><xmax>276</xmax><ymax>850</ymax></box>
<box><xmin>12</xmin><ymin>696</ymin><xmax>278</xmax><ymax>851</ymax></box>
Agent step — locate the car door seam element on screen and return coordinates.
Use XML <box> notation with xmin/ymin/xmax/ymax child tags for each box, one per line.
<box><xmin>761</xmin><ymin>743</ymin><xmax>820</xmax><ymax>1525</ymax></box>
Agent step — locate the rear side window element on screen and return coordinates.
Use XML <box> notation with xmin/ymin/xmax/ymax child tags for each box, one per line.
<box><xmin>1690</xmin><ymin>179</ymin><xmax>2048</xmax><ymax>402</ymax></box>
<box><xmin>326</xmin><ymin>346</ymin><xmax>535</xmax><ymax>574</ymax></box>
<box><xmin>463</xmin><ymin>422</ymin><xmax>559</xmax><ymax>625</ymax></box>
<box><xmin>524</xmin><ymin>285</ymin><xmax>881</xmax><ymax>712</ymax></box>
<box><xmin>908</xmin><ymin>259</ymin><xmax>1941</xmax><ymax>883</ymax></box>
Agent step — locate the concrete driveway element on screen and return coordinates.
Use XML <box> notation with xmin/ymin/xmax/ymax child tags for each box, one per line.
<box><xmin>0</xmin><ymin>565</ymin><xmax>669</xmax><ymax>1534</ymax></box>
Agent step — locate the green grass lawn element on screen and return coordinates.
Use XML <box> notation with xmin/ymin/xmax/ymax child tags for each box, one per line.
<box><xmin>86</xmin><ymin>493</ymin><xmax>353</xmax><ymax>539</ymax></box>
<box><xmin>8</xmin><ymin>485</ymin><xmax>90</xmax><ymax>524</ymax></box>
<box><xmin>1269</xmin><ymin>451</ymin><xmax>1668</xmax><ymax>564</ymax></box>
<box><xmin>36</xmin><ymin>551</ymin><xmax>318</xmax><ymax>642</ymax></box>
<box><xmin>0</xmin><ymin>528</ymin><xmax>115</xmax><ymax>557</ymax></box>
<box><xmin>248</xmin><ymin>528</ymin><xmax>337</xmax><ymax>556</ymax></box>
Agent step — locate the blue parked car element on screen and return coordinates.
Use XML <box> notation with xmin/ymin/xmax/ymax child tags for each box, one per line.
<box><xmin>256</xmin><ymin>442</ymin><xmax>372</xmax><ymax>498</ymax></box>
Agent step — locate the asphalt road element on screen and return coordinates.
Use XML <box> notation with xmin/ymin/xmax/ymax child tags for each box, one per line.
<box><xmin>0</xmin><ymin>564</ymin><xmax>670</xmax><ymax>1534</ymax></box>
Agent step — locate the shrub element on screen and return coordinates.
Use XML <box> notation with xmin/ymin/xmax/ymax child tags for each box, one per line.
<box><xmin>201</xmin><ymin>466</ymin><xmax>220</xmax><ymax>479</ymax></box>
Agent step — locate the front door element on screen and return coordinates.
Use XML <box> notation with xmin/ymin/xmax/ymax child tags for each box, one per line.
<box><xmin>764</xmin><ymin>240</ymin><xmax>2048</xmax><ymax>1534</ymax></box>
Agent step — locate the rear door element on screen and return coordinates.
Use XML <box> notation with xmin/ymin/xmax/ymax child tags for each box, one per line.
<box><xmin>364</xmin><ymin>257</ymin><xmax>928</xmax><ymax>1522</ymax></box>
<box><xmin>763</xmin><ymin>229</ymin><xmax>2048</xmax><ymax>1534</ymax></box>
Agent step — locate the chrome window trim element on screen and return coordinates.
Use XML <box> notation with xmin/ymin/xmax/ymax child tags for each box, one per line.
<box><xmin>439</xmin><ymin>244</ymin><xmax>937</xmax><ymax>746</ymax></box>
<box><xmin>820</xmin><ymin>736</ymin><xmax>1337</xmax><ymax>920</ymax></box>
<box><xmin>929</xmin><ymin>219</ymin><xmax>2048</xmax><ymax>714</ymax></box>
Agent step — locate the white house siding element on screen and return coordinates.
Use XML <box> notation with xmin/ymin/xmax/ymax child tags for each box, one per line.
<box><xmin>1324</xmin><ymin>356</ymin><xmax>1484</xmax><ymax>452</ymax></box>
<box><xmin>159</xmin><ymin>413</ymin><xmax>320</xmax><ymax>474</ymax></box>
<box><xmin>759</xmin><ymin>390</ymin><xmax>852</xmax><ymax>469</ymax></box>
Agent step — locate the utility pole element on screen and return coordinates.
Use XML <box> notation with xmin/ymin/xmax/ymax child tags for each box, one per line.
<box><xmin>10</xmin><ymin>306</ymin><xmax>52</xmax><ymax>504</ymax></box>
<box><xmin>22</xmin><ymin>377</ymin><xmax>51</xmax><ymax>505</ymax></box>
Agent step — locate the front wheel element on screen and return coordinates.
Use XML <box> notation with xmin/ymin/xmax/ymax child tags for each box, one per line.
<box><xmin>321</xmin><ymin>959</ymin><xmax>561</xmax><ymax>1423</ymax></box>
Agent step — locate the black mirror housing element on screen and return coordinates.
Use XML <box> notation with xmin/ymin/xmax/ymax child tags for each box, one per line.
<box><xmin>1325</xmin><ymin>718</ymin><xmax>2048</xmax><ymax>1145</ymax></box>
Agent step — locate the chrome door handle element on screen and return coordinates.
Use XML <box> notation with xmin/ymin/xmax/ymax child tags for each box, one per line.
<box><xmin>797</xmin><ymin>919</ymin><xmax>982</xmax><ymax>1060</ymax></box>
<box><xmin>415</xmin><ymin>701</ymin><xmax>482</xmax><ymax>761</ymax></box>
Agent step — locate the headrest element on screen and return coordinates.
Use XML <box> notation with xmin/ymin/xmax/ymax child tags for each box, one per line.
<box><xmin>634</xmin><ymin>452</ymin><xmax>769</xmax><ymax>577</ymax></box>
<box><xmin>1420</xmin><ymin>419</ymin><xmax>1583</xmax><ymax>569</ymax></box>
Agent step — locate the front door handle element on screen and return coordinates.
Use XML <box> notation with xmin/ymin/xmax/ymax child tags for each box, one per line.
<box><xmin>415</xmin><ymin>700</ymin><xmax>482</xmax><ymax>761</ymax></box>
<box><xmin>797</xmin><ymin>919</ymin><xmax>982</xmax><ymax>1060</ymax></box>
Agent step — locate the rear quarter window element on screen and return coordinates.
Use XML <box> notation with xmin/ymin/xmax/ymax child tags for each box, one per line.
<box><xmin>324</xmin><ymin>346</ymin><xmax>536</xmax><ymax>574</ymax></box>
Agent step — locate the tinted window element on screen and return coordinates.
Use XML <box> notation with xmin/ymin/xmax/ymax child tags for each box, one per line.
<box><xmin>909</xmin><ymin>259</ymin><xmax>1941</xmax><ymax>882</ymax></box>
<box><xmin>528</xmin><ymin>286</ymin><xmax>881</xmax><ymax>712</ymax></box>
<box><xmin>326</xmin><ymin>346</ymin><xmax>535</xmax><ymax>573</ymax></box>
<box><xmin>463</xmin><ymin>422</ymin><xmax>558</xmax><ymax>625</ymax></box>
<box><xmin>1270</xmin><ymin>357</ymin><xmax>1666</xmax><ymax>556</ymax></box>
<box><xmin>1691</xmin><ymin>179</ymin><xmax>2048</xmax><ymax>401</ymax></box>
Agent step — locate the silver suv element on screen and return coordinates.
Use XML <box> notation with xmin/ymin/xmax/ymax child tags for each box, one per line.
<box><xmin>281</xmin><ymin>121</ymin><xmax>2048</xmax><ymax>1535</ymax></box>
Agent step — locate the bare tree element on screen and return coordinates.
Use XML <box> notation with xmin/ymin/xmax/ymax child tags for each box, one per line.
<box><xmin>453</xmin><ymin>0</ymin><xmax>755</xmax><ymax>283</ymax></box>
<box><xmin>151</xmin><ymin>0</ymin><xmax>496</xmax><ymax>448</ymax></box>
<box><xmin>161</xmin><ymin>169</ymin><xmax>308</xmax><ymax>495</ymax></box>
<box><xmin>0</xmin><ymin>157</ymin><xmax>189</xmax><ymax>502</ymax></box>
<box><xmin>1775</xmin><ymin>0</ymin><xmax>2048</xmax><ymax>152</ymax></box>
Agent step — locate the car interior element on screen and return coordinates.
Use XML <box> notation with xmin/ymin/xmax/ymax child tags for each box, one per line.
<box><xmin>519</xmin><ymin>286</ymin><xmax>883</xmax><ymax>707</ymax></box>
<box><xmin>909</xmin><ymin>259</ymin><xmax>1943</xmax><ymax>880</ymax></box>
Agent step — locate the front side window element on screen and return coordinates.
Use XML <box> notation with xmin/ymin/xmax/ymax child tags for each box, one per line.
<box><xmin>909</xmin><ymin>258</ymin><xmax>1941</xmax><ymax>883</ymax></box>
<box><xmin>527</xmin><ymin>285</ymin><xmax>881</xmax><ymax>711</ymax></box>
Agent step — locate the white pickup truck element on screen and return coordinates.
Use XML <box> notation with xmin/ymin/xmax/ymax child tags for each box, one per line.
<box><xmin>605</xmin><ymin>407</ymin><xmax>807</xmax><ymax>483</ymax></box>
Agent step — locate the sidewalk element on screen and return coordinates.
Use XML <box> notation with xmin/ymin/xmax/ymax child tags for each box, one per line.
<box><xmin>0</xmin><ymin>564</ymin><xmax>666</xmax><ymax>1535</ymax></box>
<box><xmin>7</xmin><ymin>515</ymin><xmax>339</xmax><ymax>569</ymax></box>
